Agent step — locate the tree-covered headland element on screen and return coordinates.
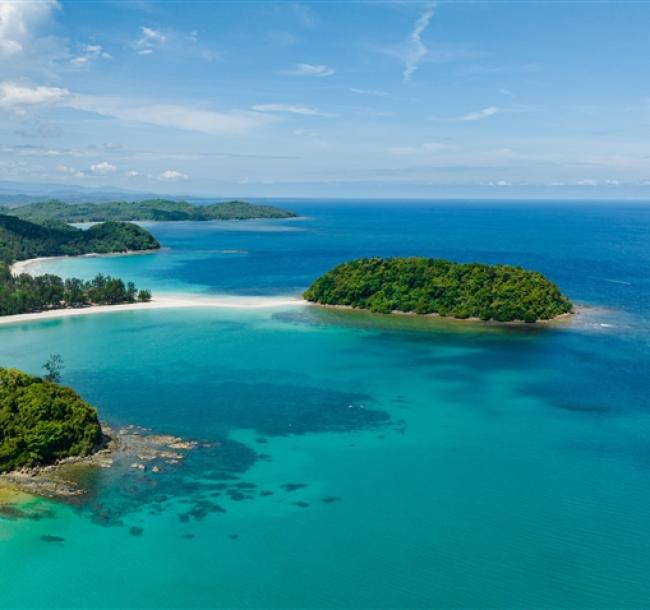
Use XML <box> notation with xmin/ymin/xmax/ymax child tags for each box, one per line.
<box><xmin>303</xmin><ymin>257</ymin><xmax>573</xmax><ymax>323</ymax></box>
<box><xmin>0</xmin><ymin>367</ymin><xmax>103</xmax><ymax>473</ymax></box>
<box><xmin>0</xmin><ymin>213</ymin><xmax>155</xmax><ymax>316</ymax></box>
<box><xmin>0</xmin><ymin>213</ymin><xmax>159</xmax><ymax>262</ymax></box>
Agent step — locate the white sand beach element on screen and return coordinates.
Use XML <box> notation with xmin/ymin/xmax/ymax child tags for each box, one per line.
<box><xmin>10</xmin><ymin>250</ymin><xmax>159</xmax><ymax>276</ymax></box>
<box><xmin>0</xmin><ymin>294</ymin><xmax>307</xmax><ymax>326</ymax></box>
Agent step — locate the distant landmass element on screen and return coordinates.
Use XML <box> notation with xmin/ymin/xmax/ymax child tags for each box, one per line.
<box><xmin>0</xmin><ymin>367</ymin><xmax>103</xmax><ymax>473</ymax></box>
<box><xmin>0</xmin><ymin>215</ymin><xmax>156</xmax><ymax>316</ymax></box>
<box><xmin>303</xmin><ymin>257</ymin><xmax>573</xmax><ymax>323</ymax></box>
<box><xmin>0</xmin><ymin>214</ymin><xmax>160</xmax><ymax>262</ymax></box>
<box><xmin>2</xmin><ymin>199</ymin><xmax>297</xmax><ymax>223</ymax></box>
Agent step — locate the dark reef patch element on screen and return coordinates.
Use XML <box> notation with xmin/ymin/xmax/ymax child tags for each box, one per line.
<box><xmin>0</xmin><ymin>504</ymin><xmax>55</xmax><ymax>521</ymax></box>
<box><xmin>282</xmin><ymin>483</ymin><xmax>308</xmax><ymax>492</ymax></box>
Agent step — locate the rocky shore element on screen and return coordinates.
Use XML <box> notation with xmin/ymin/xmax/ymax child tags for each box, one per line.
<box><xmin>0</xmin><ymin>424</ymin><xmax>198</xmax><ymax>500</ymax></box>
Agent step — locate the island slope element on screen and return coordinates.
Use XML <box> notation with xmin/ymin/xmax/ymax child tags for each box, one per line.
<box><xmin>0</xmin><ymin>214</ymin><xmax>155</xmax><ymax>316</ymax></box>
<box><xmin>303</xmin><ymin>257</ymin><xmax>573</xmax><ymax>322</ymax></box>
<box><xmin>3</xmin><ymin>199</ymin><xmax>297</xmax><ymax>223</ymax></box>
<box><xmin>0</xmin><ymin>367</ymin><xmax>103</xmax><ymax>473</ymax></box>
<box><xmin>0</xmin><ymin>213</ymin><xmax>159</xmax><ymax>262</ymax></box>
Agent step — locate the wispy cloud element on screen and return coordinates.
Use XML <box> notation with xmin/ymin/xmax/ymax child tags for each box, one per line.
<box><xmin>135</xmin><ymin>26</ymin><xmax>167</xmax><ymax>55</ymax></box>
<box><xmin>282</xmin><ymin>63</ymin><xmax>335</xmax><ymax>77</ymax></box>
<box><xmin>402</xmin><ymin>3</ymin><xmax>435</xmax><ymax>82</ymax></box>
<box><xmin>0</xmin><ymin>81</ymin><xmax>70</xmax><ymax>109</ymax></box>
<box><xmin>252</xmin><ymin>103</ymin><xmax>334</xmax><ymax>117</ymax></box>
<box><xmin>71</xmin><ymin>43</ymin><xmax>111</xmax><ymax>66</ymax></box>
<box><xmin>350</xmin><ymin>88</ymin><xmax>389</xmax><ymax>98</ymax></box>
<box><xmin>66</xmin><ymin>95</ymin><xmax>273</xmax><ymax>136</ymax></box>
<box><xmin>460</xmin><ymin>106</ymin><xmax>499</xmax><ymax>121</ymax></box>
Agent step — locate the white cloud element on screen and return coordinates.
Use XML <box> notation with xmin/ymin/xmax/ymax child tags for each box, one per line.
<box><xmin>126</xmin><ymin>170</ymin><xmax>140</xmax><ymax>177</ymax></box>
<box><xmin>461</xmin><ymin>106</ymin><xmax>499</xmax><ymax>121</ymax></box>
<box><xmin>0</xmin><ymin>0</ymin><xmax>59</xmax><ymax>56</ymax></box>
<box><xmin>0</xmin><ymin>81</ymin><xmax>69</xmax><ymax>108</ymax></box>
<box><xmin>350</xmin><ymin>88</ymin><xmax>389</xmax><ymax>98</ymax></box>
<box><xmin>489</xmin><ymin>180</ymin><xmax>512</xmax><ymax>187</ymax></box>
<box><xmin>71</xmin><ymin>43</ymin><xmax>111</xmax><ymax>66</ymax></box>
<box><xmin>283</xmin><ymin>63</ymin><xmax>335</xmax><ymax>77</ymax></box>
<box><xmin>135</xmin><ymin>25</ymin><xmax>167</xmax><ymax>55</ymax></box>
<box><xmin>576</xmin><ymin>179</ymin><xmax>598</xmax><ymax>186</ymax></box>
<box><xmin>402</xmin><ymin>3</ymin><xmax>435</xmax><ymax>82</ymax></box>
<box><xmin>158</xmin><ymin>169</ymin><xmax>187</xmax><ymax>181</ymax></box>
<box><xmin>66</xmin><ymin>95</ymin><xmax>272</xmax><ymax>136</ymax></box>
<box><xmin>499</xmin><ymin>88</ymin><xmax>515</xmax><ymax>98</ymax></box>
<box><xmin>605</xmin><ymin>179</ymin><xmax>620</xmax><ymax>185</ymax></box>
<box><xmin>56</xmin><ymin>164</ymin><xmax>85</xmax><ymax>178</ymax></box>
<box><xmin>90</xmin><ymin>161</ymin><xmax>117</xmax><ymax>174</ymax></box>
<box><xmin>252</xmin><ymin>103</ymin><xmax>332</xmax><ymax>116</ymax></box>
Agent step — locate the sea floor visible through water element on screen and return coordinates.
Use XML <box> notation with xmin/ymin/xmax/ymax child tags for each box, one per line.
<box><xmin>1</xmin><ymin>201</ymin><xmax>650</xmax><ymax>609</ymax></box>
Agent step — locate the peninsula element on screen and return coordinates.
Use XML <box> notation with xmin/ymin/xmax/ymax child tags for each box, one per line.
<box><xmin>303</xmin><ymin>257</ymin><xmax>573</xmax><ymax>323</ymax></box>
<box><xmin>0</xmin><ymin>214</ymin><xmax>156</xmax><ymax>315</ymax></box>
<box><xmin>2</xmin><ymin>199</ymin><xmax>297</xmax><ymax>223</ymax></box>
<box><xmin>0</xmin><ymin>367</ymin><xmax>103</xmax><ymax>473</ymax></box>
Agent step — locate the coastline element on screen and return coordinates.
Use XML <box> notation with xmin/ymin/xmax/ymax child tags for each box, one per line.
<box><xmin>309</xmin><ymin>302</ymin><xmax>577</xmax><ymax>326</ymax></box>
<box><xmin>10</xmin><ymin>249</ymin><xmax>160</xmax><ymax>276</ymax></box>
<box><xmin>0</xmin><ymin>294</ymin><xmax>306</xmax><ymax>326</ymax></box>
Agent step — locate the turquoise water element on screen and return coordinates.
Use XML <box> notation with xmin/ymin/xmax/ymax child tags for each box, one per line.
<box><xmin>2</xmin><ymin>202</ymin><xmax>650</xmax><ymax>608</ymax></box>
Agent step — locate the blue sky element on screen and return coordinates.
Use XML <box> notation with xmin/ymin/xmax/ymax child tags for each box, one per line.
<box><xmin>1</xmin><ymin>0</ymin><xmax>650</xmax><ymax>199</ymax></box>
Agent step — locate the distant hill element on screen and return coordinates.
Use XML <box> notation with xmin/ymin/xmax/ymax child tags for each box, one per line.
<box><xmin>0</xmin><ymin>214</ymin><xmax>160</xmax><ymax>263</ymax></box>
<box><xmin>3</xmin><ymin>199</ymin><xmax>297</xmax><ymax>223</ymax></box>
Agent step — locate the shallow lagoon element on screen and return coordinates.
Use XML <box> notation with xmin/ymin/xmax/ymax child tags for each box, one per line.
<box><xmin>2</xmin><ymin>202</ymin><xmax>650</xmax><ymax>608</ymax></box>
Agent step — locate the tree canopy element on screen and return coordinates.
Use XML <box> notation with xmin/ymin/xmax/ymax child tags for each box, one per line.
<box><xmin>2</xmin><ymin>199</ymin><xmax>297</xmax><ymax>223</ymax></box>
<box><xmin>0</xmin><ymin>214</ymin><xmax>159</xmax><ymax>263</ymax></box>
<box><xmin>0</xmin><ymin>263</ymin><xmax>152</xmax><ymax>316</ymax></box>
<box><xmin>0</xmin><ymin>367</ymin><xmax>103</xmax><ymax>473</ymax></box>
<box><xmin>303</xmin><ymin>257</ymin><xmax>573</xmax><ymax>323</ymax></box>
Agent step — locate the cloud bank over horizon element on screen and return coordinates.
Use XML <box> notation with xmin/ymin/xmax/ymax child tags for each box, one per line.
<box><xmin>0</xmin><ymin>0</ymin><xmax>649</xmax><ymax>199</ymax></box>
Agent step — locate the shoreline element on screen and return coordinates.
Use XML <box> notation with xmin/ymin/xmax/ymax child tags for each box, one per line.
<box><xmin>10</xmin><ymin>249</ymin><xmax>160</xmax><ymax>276</ymax></box>
<box><xmin>0</xmin><ymin>294</ymin><xmax>306</xmax><ymax>326</ymax></box>
<box><xmin>309</xmin><ymin>302</ymin><xmax>577</xmax><ymax>326</ymax></box>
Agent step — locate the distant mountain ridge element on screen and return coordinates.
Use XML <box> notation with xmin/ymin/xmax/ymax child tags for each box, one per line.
<box><xmin>2</xmin><ymin>199</ymin><xmax>297</xmax><ymax>223</ymax></box>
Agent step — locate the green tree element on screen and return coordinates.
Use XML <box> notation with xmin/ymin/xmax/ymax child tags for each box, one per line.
<box><xmin>42</xmin><ymin>354</ymin><xmax>64</xmax><ymax>383</ymax></box>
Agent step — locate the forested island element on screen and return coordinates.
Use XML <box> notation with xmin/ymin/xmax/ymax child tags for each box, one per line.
<box><xmin>0</xmin><ymin>213</ymin><xmax>159</xmax><ymax>261</ymax></box>
<box><xmin>0</xmin><ymin>367</ymin><xmax>103</xmax><ymax>473</ymax></box>
<box><xmin>2</xmin><ymin>199</ymin><xmax>297</xmax><ymax>223</ymax></box>
<box><xmin>0</xmin><ymin>214</ymin><xmax>155</xmax><ymax>316</ymax></box>
<box><xmin>303</xmin><ymin>257</ymin><xmax>573</xmax><ymax>323</ymax></box>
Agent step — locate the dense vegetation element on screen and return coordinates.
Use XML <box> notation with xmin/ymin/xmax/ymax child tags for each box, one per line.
<box><xmin>303</xmin><ymin>257</ymin><xmax>573</xmax><ymax>322</ymax></box>
<box><xmin>3</xmin><ymin>199</ymin><xmax>297</xmax><ymax>223</ymax></box>
<box><xmin>0</xmin><ymin>214</ymin><xmax>159</xmax><ymax>262</ymax></box>
<box><xmin>0</xmin><ymin>263</ymin><xmax>151</xmax><ymax>316</ymax></box>
<box><xmin>0</xmin><ymin>367</ymin><xmax>103</xmax><ymax>473</ymax></box>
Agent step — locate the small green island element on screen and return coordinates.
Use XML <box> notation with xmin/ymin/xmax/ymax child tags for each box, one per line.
<box><xmin>0</xmin><ymin>367</ymin><xmax>103</xmax><ymax>473</ymax></box>
<box><xmin>2</xmin><ymin>199</ymin><xmax>297</xmax><ymax>223</ymax></box>
<box><xmin>0</xmin><ymin>213</ymin><xmax>157</xmax><ymax>316</ymax></box>
<box><xmin>303</xmin><ymin>257</ymin><xmax>573</xmax><ymax>323</ymax></box>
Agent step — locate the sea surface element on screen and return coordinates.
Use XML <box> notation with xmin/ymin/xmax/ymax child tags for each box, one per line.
<box><xmin>2</xmin><ymin>201</ymin><xmax>650</xmax><ymax>609</ymax></box>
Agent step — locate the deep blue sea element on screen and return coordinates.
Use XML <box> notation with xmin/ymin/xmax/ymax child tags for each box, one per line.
<box><xmin>1</xmin><ymin>201</ymin><xmax>650</xmax><ymax>609</ymax></box>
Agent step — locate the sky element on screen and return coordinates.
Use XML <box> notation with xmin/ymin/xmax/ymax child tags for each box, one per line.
<box><xmin>1</xmin><ymin>0</ymin><xmax>650</xmax><ymax>200</ymax></box>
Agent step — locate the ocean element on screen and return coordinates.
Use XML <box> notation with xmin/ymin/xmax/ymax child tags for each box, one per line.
<box><xmin>1</xmin><ymin>201</ymin><xmax>650</xmax><ymax>608</ymax></box>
